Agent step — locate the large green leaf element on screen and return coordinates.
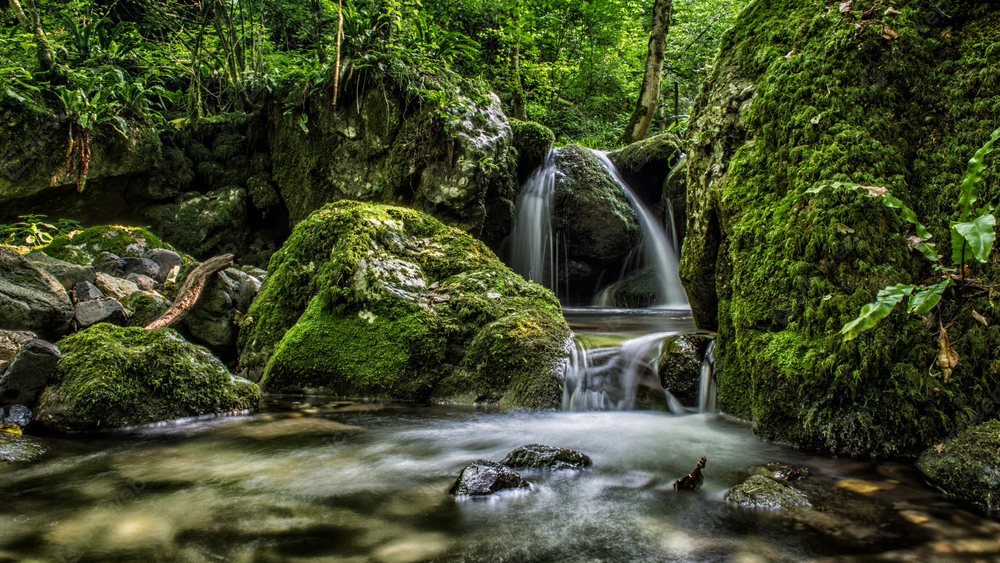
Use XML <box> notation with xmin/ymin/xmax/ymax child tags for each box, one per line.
<box><xmin>951</xmin><ymin>213</ymin><xmax>996</xmax><ymax>264</ymax></box>
<box><xmin>907</xmin><ymin>279</ymin><xmax>953</xmax><ymax>315</ymax></box>
<box><xmin>840</xmin><ymin>283</ymin><xmax>916</xmax><ymax>341</ymax></box>
<box><xmin>958</xmin><ymin>126</ymin><xmax>1000</xmax><ymax>222</ymax></box>
<box><xmin>810</xmin><ymin>182</ymin><xmax>932</xmax><ymax>240</ymax></box>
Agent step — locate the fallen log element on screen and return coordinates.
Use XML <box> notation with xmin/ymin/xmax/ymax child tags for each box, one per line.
<box><xmin>145</xmin><ymin>254</ymin><xmax>233</xmax><ymax>330</ymax></box>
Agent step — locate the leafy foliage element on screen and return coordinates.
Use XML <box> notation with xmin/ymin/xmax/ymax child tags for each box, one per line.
<box><xmin>0</xmin><ymin>215</ymin><xmax>82</xmax><ymax>249</ymax></box>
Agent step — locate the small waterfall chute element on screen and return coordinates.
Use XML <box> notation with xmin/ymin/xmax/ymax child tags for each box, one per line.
<box><xmin>509</xmin><ymin>150</ymin><xmax>557</xmax><ymax>292</ymax></box>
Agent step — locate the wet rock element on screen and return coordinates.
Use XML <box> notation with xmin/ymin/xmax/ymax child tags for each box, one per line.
<box><xmin>511</xmin><ymin>120</ymin><xmax>555</xmax><ymax>183</ymax></box>
<box><xmin>95</xmin><ymin>272</ymin><xmax>140</xmax><ymax>300</ymax></box>
<box><xmin>917</xmin><ymin>420</ymin><xmax>1000</xmax><ymax>510</ymax></box>
<box><xmin>0</xmin><ymin>361</ymin><xmax>8</xmax><ymax>376</ymax></box>
<box><xmin>674</xmin><ymin>456</ymin><xmax>707</xmax><ymax>491</ymax></box>
<box><xmin>93</xmin><ymin>252</ymin><xmax>127</xmax><ymax>277</ymax></box>
<box><xmin>0</xmin><ymin>339</ymin><xmax>61</xmax><ymax>405</ymax></box>
<box><xmin>2</xmin><ymin>404</ymin><xmax>32</xmax><ymax>427</ymax></box>
<box><xmin>143</xmin><ymin>187</ymin><xmax>249</xmax><ymax>258</ymax></box>
<box><xmin>144</xmin><ymin>249</ymin><xmax>183</xmax><ymax>283</ymax></box>
<box><xmin>125</xmin><ymin>273</ymin><xmax>157</xmax><ymax>291</ymax></box>
<box><xmin>185</xmin><ymin>268</ymin><xmax>257</xmax><ymax>355</ymax></box>
<box><xmin>0</xmin><ymin>330</ymin><xmax>36</xmax><ymax>363</ymax></box>
<box><xmin>123</xmin><ymin>257</ymin><xmax>160</xmax><ymax>280</ymax></box>
<box><xmin>789</xmin><ymin>478</ymin><xmax>916</xmax><ymax>547</ymax></box>
<box><xmin>121</xmin><ymin>290</ymin><xmax>170</xmax><ymax>328</ymax></box>
<box><xmin>26</xmin><ymin>252</ymin><xmax>96</xmax><ymax>291</ymax></box>
<box><xmin>608</xmin><ymin>132</ymin><xmax>682</xmax><ymax>208</ymax></box>
<box><xmin>35</xmin><ymin>324</ymin><xmax>260</xmax><ymax>432</ymax></box>
<box><xmin>0</xmin><ymin>432</ymin><xmax>48</xmax><ymax>463</ymax></box>
<box><xmin>73</xmin><ymin>281</ymin><xmax>104</xmax><ymax>301</ymax></box>
<box><xmin>725</xmin><ymin>475</ymin><xmax>811</xmax><ymax>509</ymax></box>
<box><xmin>500</xmin><ymin>443</ymin><xmax>593</xmax><ymax>470</ymax></box>
<box><xmin>75</xmin><ymin>298</ymin><xmax>128</xmax><ymax>329</ymax></box>
<box><xmin>658</xmin><ymin>336</ymin><xmax>711</xmax><ymax>406</ymax></box>
<box><xmin>0</xmin><ymin>248</ymin><xmax>74</xmax><ymax>340</ymax></box>
<box><xmin>450</xmin><ymin>459</ymin><xmax>532</xmax><ymax>496</ymax></box>
<box><xmin>751</xmin><ymin>461</ymin><xmax>811</xmax><ymax>481</ymax></box>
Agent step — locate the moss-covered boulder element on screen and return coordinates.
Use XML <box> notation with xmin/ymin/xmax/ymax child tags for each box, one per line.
<box><xmin>552</xmin><ymin>145</ymin><xmax>640</xmax><ymax>305</ymax></box>
<box><xmin>609</xmin><ymin>132</ymin><xmax>682</xmax><ymax>208</ymax></box>
<box><xmin>681</xmin><ymin>0</ymin><xmax>1000</xmax><ymax>456</ymax></box>
<box><xmin>238</xmin><ymin>201</ymin><xmax>571</xmax><ymax>407</ymax></box>
<box><xmin>511</xmin><ymin>120</ymin><xmax>555</xmax><ymax>183</ymax></box>
<box><xmin>40</xmin><ymin>225</ymin><xmax>167</xmax><ymax>266</ymax></box>
<box><xmin>143</xmin><ymin>187</ymin><xmax>249</xmax><ymax>258</ymax></box>
<box><xmin>725</xmin><ymin>474</ymin><xmax>812</xmax><ymax>509</ymax></box>
<box><xmin>917</xmin><ymin>420</ymin><xmax>1000</xmax><ymax>510</ymax></box>
<box><xmin>121</xmin><ymin>290</ymin><xmax>170</xmax><ymax>328</ymax></box>
<box><xmin>35</xmin><ymin>324</ymin><xmax>260</xmax><ymax>432</ymax></box>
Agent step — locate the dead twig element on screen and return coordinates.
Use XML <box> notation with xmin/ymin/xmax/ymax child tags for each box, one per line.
<box><xmin>145</xmin><ymin>254</ymin><xmax>233</xmax><ymax>330</ymax></box>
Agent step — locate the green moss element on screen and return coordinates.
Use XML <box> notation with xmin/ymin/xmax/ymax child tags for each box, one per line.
<box><xmin>683</xmin><ymin>0</ymin><xmax>1000</xmax><ymax>456</ymax></box>
<box><xmin>609</xmin><ymin>132</ymin><xmax>681</xmax><ymax>172</ymax></box>
<box><xmin>511</xmin><ymin>120</ymin><xmax>555</xmax><ymax>165</ymax></box>
<box><xmin>917</xmin><ymin>420</ymin><xmax>1000</xmax><ymax>510</ymax></box>
<box><xmin>240</xmin><ymin>200</ymin><xmax>571</xmax><ymax>406</ymax></box>
<box><xmin>40</xmin><ymin>225</ymin><xmax>166</xmax><ymax>265</ymax></box>
<box><xmin>36</xmin><ymin>324</ymin><xmax>260</xmax><ymax>432</ymax></box>
<box><xmin>724</xmin><ymin>475</ymin><xmax>812</xmax><ymax>509</ymax></box>
<box><xmin>121</xmin><ymin>290</ymin><xmax>169</xmax><ymax>328</ymax></box>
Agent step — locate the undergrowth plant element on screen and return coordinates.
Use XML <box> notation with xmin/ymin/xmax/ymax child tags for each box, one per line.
<box><xmin>0</xmin><ymin>215</ymin><xmax>81</xmax><ymax>249</ymax></box>
<box><xmin>810</xmin><ymin>126</ymin><xmax>1000</xmax><ymax>366</ymax></box>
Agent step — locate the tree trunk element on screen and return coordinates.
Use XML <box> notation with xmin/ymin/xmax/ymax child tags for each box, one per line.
<box><xmin>622</xmin><ymin>0</ymin><xmax>672</xmax><ymax>145</ymax></box>
<box><xmin>10</xmin><ymin>0</ymin><xmax>57</xmax><ymax>74</ymax></box>
<box><xmin>512</xmin><ymin>9</ymin><xmax>525</xmax><ymax>121</ymax></box>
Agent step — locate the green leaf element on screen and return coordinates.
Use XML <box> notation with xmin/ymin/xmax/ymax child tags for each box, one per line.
<box><xmin>952</xmin><ymin>213</ymin><xmax>996</xmax><ymax>264</ymax></box>
<box><xmin>907</xmin><ymin>279</ymin><xmax>952</xmax><ymax>314</ymax></box>
<box><xmin>958</xmin><ymin>126</ymin><xmax>1000</xmax><ymax>222</ymax></box>
<box><xmin>840</xmin><ymin>283</ymin><xmax>916</xmax><ymax>341</ymax></box>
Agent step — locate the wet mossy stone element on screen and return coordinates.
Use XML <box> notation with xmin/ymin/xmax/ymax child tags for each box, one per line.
<box><xmin>680</xmin><ymin>0</ymin><xmax>1000</xmax><ymax>456</ymax></box>
<box><xmin>658</xmin><ymin>335</ymin><xmax>708</xmax><ymax>406</ymax></box>
<box><xmin>238</xmin><ymin>201</ymin><xmax>571</xmax><ymax>407</ymax></box>
<box><xmin>511</xmin><ymin>120</ymin><xmax>555</xmax><ymax>182</ymax></box>
<box><xmin>121</xmin><ymin>290</ymin><xmax>169</xmax><ymax>328</ymax></box>
<box><xmin>450</xmin><ymin>459</ymin><xmax>532</xmax><ymax>496</ymax></box>
<box><xmin>608</xmin><ymin>132</ymin><xmax>682</xmax><ymax>207</ymax></box>
<box><xmin>916</xmin><ymin>420</ymin><xmax>1000</xmax><ymax>511</ymax></box>
<box><xmin>724</xmin><ymin>474</ymin><xmax>811</xmax><ymax>509</ymax></box>
<box><xmin>500</xmin><ymin>443</ymin><xmax>592</xmax><ymax>470</ymax></box>
<box><xmin>0</xmin><ymin>432</ymin><xmax>48</xmax><ymax>464</ymax></box>
<box><xmin>35</xmin><ymin>324</ymin><xmax>260</xmax><ymax>432</ymax></box>
<box><xmin>40</xmin><ymin>226</ymin><xmax>166</xmax><ymax>266</ymax></box>
<box><xmin>142</xmin><ymin>187</ymin><xmax>249</xmax><ymax>259</ymax></box>
<box><xmin>751</xmin><ymin>461</ymin><xmax>811</xmax><ymax>481</ymax></box>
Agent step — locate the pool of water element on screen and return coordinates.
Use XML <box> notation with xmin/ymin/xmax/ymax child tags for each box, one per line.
<box><xmin>2</xmin><ymin>400</ymin><xmax>999</xmax><ymax>563</ymax></box>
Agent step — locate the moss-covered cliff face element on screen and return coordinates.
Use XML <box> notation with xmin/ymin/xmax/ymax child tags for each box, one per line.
<box><xmin>682</xmin><ymin>0</ymin><xmax>1000</xmax><ymax>456</ymax></box>
<box><xmin>238</xmin><ymin>200</ymin><xmax>571</xmax><ymax>407</ymax></box>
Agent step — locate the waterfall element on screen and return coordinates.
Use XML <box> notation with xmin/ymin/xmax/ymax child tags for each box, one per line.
<box><xmin>509</xmin><ymin>150</ymin><xmax>557</xmax><ymax>292</ymax></box>
<box><xmin>591</xmin><ymin>150</ymin><xmax>688</xmax><ymax>309</ymax></box>
<box><xmin>698</xmin><ymin>340</ymin><xmax>717</xmax><ymax>413</ymax></box>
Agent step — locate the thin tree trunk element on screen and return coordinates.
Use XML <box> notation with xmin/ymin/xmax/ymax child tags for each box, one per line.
<box><xmin>10</xmin><ymin>0</ymin><xmax>57</xmax><ymax>74</ymax></box>
<box><xmin>622</xmin><ymin>0</ymin><xmax>672</xmax><ymax>145</ymax></box>
<box><xmin>512</xmin><ymin>7</ymin><xmax>525</xmax><ymax>120</ymax></box>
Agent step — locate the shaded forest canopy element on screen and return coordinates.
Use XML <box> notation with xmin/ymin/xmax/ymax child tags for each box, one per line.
<box><xmin>0</xmin><ymin>0</ymin><xmax>748</xmax><ymax>147</ymax></box>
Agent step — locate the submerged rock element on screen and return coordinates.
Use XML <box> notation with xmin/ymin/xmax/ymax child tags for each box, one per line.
<box><xmin>724</xmin><ymin>475</ymin><xmax>811</xmax><ymax>509</ymax></box>
<box><xmin>450</xmin><ymin>459</ymin><xmax>531</xmax><ymax>496</ymax></box>
<box><xmin>0</xmin><ymin>247</ymin><xmax>74</xmax><ymax>340</ymax></box>
<box><xmin>0</xmin><ymin>339</ymin><xmax>61</xmax><ymax>405</ymax></box>
<box><xmin>35</xmin><ymin>324</ymin><xmax>260</xmax><ymax>432</ymax></box>
<box><xmin>500</xmin><ymin>444</ymin><xmax>592</xmax><ymax>470</ymax></box>
<box><xmin>239</xmin><ymin>201</ymin><xmax>571</xmax><ymax>408</ymax></box>
<box><xmin>916</xmin><ymin>420</ymin><xmax>1000</xmax><ymax>510</ymax></box>
<box><xmin>751</xmin><ymin>461</ymin><xmax>810</xmax><ymax>481</ymax></box>
<box><xmin>0</xmin><ymin>432</ymin><xmax>48</xmax><ymax>463</ymax></box>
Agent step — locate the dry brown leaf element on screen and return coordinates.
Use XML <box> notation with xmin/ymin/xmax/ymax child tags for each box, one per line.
<box><xmin>936</xmin><ymin>326</ymin><xmax>960</xmax><ymax>383</ymax></box>
<box><xmin>972</xmin><ymin>310</ymin><xmax>989</xmax><ymax>326</ymax></box>
<box><xmin>885</xmin><ymin>7</ymin><xmax>902</xmax><ymax>16</ymax></box>
<box><xmin>840</xmin><ymin>0</ymin><xmax>853</xmax><ymax>13</ymax></box>
<box><xmin>907</xmin><ymin>235</ymin><xmax>925</xmax><ymax>250</ymax></box>
<box><xmin>862</xmin><ymin>185</ymin><xmax>888</xmax><ymax>197</ymax></box>
<box><xmin>883</xmin><ymin>26</ymin><xmax>900</xmax><ymax>39</ymax></box>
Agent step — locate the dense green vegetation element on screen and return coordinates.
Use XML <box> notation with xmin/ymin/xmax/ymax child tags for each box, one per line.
<box><xmin>0</xmin><ymin>0</ymin><xmax>747</xmax><ymax>148</ymax></box>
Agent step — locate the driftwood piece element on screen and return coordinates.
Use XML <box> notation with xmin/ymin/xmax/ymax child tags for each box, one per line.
<box><xmin>144</xmin><ymin>254</ymin><xmax>233</xmax><ymax>330</ymax></box>
<box><xmin>673</xmin><ymin>456</ymin><xmax>707</xmax><ymax>491</ymax></box>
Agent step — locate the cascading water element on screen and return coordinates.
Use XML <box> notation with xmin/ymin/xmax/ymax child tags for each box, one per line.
<box><xmin>508</xmin><ymin>150</ymin><xmax>557</xmax><ymax>291</ymax></box>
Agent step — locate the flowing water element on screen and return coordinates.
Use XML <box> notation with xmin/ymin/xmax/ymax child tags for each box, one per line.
<box><xmin>4</xmin><ymin>400</ymin><xmax>1000</xmax><ymax>563</ymax></box>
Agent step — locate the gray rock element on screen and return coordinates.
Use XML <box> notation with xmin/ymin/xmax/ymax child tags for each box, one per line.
<box><xmin>0</xmin><ymin>339</ymin><xmax>61</xmax><ymax>405</ymax></box>
<box><xmin>144</xmin><ymin>249</ymin><xmax>183</xmax><ymax>283</ymax></box>
<box><xmin>658</xmin><ymin>336</ymin><xmax>711</xmax><ymax>406</ymax></box>
<box><xmin>123</xmin><ymin>257</ymin><xmax>160</xmax><ymax>280</ymax></box>
<box><xmin>185</xmin><ymin>268</ymin><xmax>257</xmax><ymax>354</ymax></box>
<box><xmin>0</xmin><ymin>330</ymin><xmax>37</xmax><ymax>363</ymax></box>
<box><xmin>75</xmin><ymin>298</ymin><xmax>128</xmax><ymax>329</ymax></box>
<box><xmin>26</xmin><ymin>252</ymin><xmax>96</xmax><ymax>291</ymax></box>
<box><xmin>0</xmin><ymin>248</ymin><xmax>74</xmax><ymax>340</ymax></box>
<box><xmin>724</xmin><ymin>475</ymin><xmax>811</xmax><ymax>509</ymax></box>
<box><xmin>125</xmin><ymin>273</ymin><xmax>157</xmax><ymax>291</ymax></box>
<box><xmin>121</xmin><ymin>291</ymin><xmax>169</xmax><ymax>328</ymax></box>
<box><xmin>92</xmin><ymin>252</ymin><xmax>127</xmax><ymax>277</ymax></box>
<box><xmin>73</xmin><ymin>281</ymin><xmax>104</xmax><ymax>302</ymax></box>
<box><xmin>450</xmin><ymin>459</ymin><xmax>532</xmax><ymax>496</ymax></box>
<box><xmin>500</xmin><ymin>444</ymin><xmax>593</xmax><ymax>470</ymax></box>
<box><xmin>2</xmin><ymin>404</ymin><xmax>32</xmax><ymax>427</ymax></box>
<box><xmin>95</xmin><ymin>272</ymin><xmax>140</xmax><ymax>300</ymax></box>
<box><xmin>0</xmin><ymin>361</ymin><xmax>8</xmax><ymax>377</ymax></box>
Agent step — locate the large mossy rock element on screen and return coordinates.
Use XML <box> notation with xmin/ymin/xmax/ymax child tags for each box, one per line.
<box><xmin>510</xmin><ymin>120</ymin><xmax>555</xmax><ymax>183</ymax></box>
<box><xmin>552</xmin><ymin>145</ymin><xmax>640</xmax><ymax>305</ymax></box>
<box><xmin>238</xmin><ymin>201</ymin><xmax>571</xmax><ymax>407</ymax></box>
<box><xmin>917</xmin><ymin>420</ymin><xmax>1000</xmax><ymax>510</ymax></box>
<box><xmin>680</xmin><ymin>0</ymin><xmax>1000</xmax><ymax>456</ymax></box>
<box><xmin>609</xmin><ymin>133</ymin><xmax>682</xmax><ymax>208</ymax></box>
<box><xmin>39</xmin><ymin>225</ymin><xmax>167</xmax><ymax>266</ymax></box>
<box><xmin>0</xmin><ymin>247</ymin><xmax>74</xmax><ymax>340</ymax></box>
<box><xmin>35</xmin><ymin>324</ymin><xmax>260</xmax><ymax>432</ymax></box>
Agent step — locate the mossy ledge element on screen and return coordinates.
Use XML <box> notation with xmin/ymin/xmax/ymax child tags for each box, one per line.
<box><xmin>238</xmin><ymin>200</ymin><xmax>571</xmax><ymax>407</ymax></box>
<box><xmin>40</xmin><ymin>225</ymin><xmax>167</xmax><ymax>265</ymax></box>
<box><xmin>36</xmin><ymin>324</ymin><xmax>260</xmax><ymax>432</ymax></box>
<box><xmin>681</xmin><ymin>0</ymin><xmax>1000</xmax><ymax>456</ymax></box>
